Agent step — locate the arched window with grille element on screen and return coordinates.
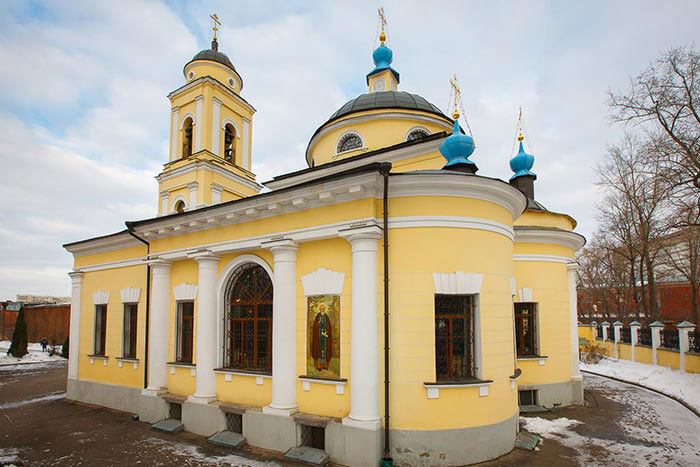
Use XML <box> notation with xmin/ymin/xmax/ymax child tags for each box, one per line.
<box><xmin>182</xmin><ymin>117</ymin><xmax>193</xmax><ymax>158</ymax></box>
<box><xmin>174</xmin><ymin>200</ymin><xmax>186</xmax><ymax>214</ymax></box>
<box><xmin>407</xmin><ymin>128</ymin><xmax>430</xmax><ymax>142</ymax></box>
<box><xmin>224</xmin><ymin>123</ymin><xmax>236</xmax><ymax>162</ymax></box>
<box><xmin>337</xmin><ymin>132</ymin><xmax>363</xmax><ymax>154</ymax></box>
<box><xmin>224</xmin><ymin>263</ymin><xmax>273</xmax><ymax>372</ymax></box>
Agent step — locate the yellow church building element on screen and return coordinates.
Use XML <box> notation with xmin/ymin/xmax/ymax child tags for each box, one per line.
<box><xmin>63</xmin><ymin>19</ymin><xmax>584</xmax><ymax>467</ymax></box>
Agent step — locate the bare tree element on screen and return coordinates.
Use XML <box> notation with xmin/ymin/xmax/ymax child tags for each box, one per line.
<box><xmin>609</xmin><ymin>46</ymin><xmax>700</xmax><ymax>200</ymax></box>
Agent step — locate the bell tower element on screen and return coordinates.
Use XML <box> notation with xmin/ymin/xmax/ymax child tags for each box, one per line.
<box><xmin>156</xmin><ymin>14</ymin><xmax>261</xmax><ymax>216</ymax></box>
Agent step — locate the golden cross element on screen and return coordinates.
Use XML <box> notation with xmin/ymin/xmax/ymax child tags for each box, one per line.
<box><xmin>450</xmin><ymin>74</ymin><xmax>461</xmax><ymax>119</ymax></box>
<box><xmin>210</xmin><ymin>13</ymin><xmax>221</xmax><ymax>40</ymax></box>
<box><xmin>378</xmin><ymin>7</ymin><xmax>387</xmax><ymax>32</ymax></box>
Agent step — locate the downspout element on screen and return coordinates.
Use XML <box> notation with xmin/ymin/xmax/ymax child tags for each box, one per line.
<box><xmin>126</xmin><ymin>223</ymin><xmax>151</xmax><ymax>389</ymax></box>
<box><xmin>381</xmin><ymin>162</ymin><xmax>393</xmax><ymax>466</ymax></box>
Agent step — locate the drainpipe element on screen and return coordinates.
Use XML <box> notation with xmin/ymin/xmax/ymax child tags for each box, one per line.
<box><xmin>380</xmin><ymin>162</ymin><xmax>393</xmax><ymax>466</ymax></box>
<box><xmin>126</xmin><ymin>222</ymin><xmax>151</xmax><ymax>389</ymax></box>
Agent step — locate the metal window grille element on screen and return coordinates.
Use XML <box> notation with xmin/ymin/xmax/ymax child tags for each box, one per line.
<box><xmin>596</xmin><ymin>326</ymin><xmax>603</xmax><ymax>339</ymax></box>
<box><xmin>169</xmin><ymin>402</ymin><xmax>182</xmax><ymax>421</ymax></box>
<box><xmin>518</xmin><ymin>389</ymin><xmax>537</xmax><ymax>406</ymax></box>
<box><xmin>620</xmin><ymin>327</ymin><xmax>631</xmax><ymax>344</ymax></box>
<box><xmin>94</xmin><ymin>305</ymin><xmax>107</xmax><ymax>355</ymax></box>
<box><xmin>176</xmin><ymin>302</ymin><xmax>194</xmax><ymax>363</ymax></box>
<box><xmin>689</xmin><ymin>331</ymin><xmax>700</xmax><ymax>354</ymax></box>
<box><xmin>224</xmin><ymin>263</ymin><xmax>273</xmax><ymax>372</ymax></box>
<box><xmin>514</xmin><ymin>303</ymin><xmax>537</xmax><ymax>356</ymax></box>
<box><xmin>638</xmin><ymin>328</ymin><xmax>652</xmax><ymax>346</ymax></box>
<box><xmin>435</xmin><ymin>294</ymin><xmax>474</xmax><ymax>381</ymax></box>
<box><xmin>225</xmin><ymin>412</ymin><xmax>243</xmax><ymax>434</ymax></box>
<box><xmin>122</xmin><ymin>304</ymin><xmax>138</xmax><ymax>359</ymax></box>
<box><xmin>661</xmin><ymin>329</ymin><xmax>679</xmax><ymax>350</ymax></box>
<box><xmin>300</xmin><ymin>424</ymin><xmax>325</xmax><ymax>450</ymax></box>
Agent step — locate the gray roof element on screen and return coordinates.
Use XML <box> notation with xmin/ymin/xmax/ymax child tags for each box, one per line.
<box><xmin>187</xmin><ymin>49</ymin><xmax>236</xmax><ymax>72</ymax></box>
<box><xmin>327</xmin><ymin>91</ymin><xmax>448</xmax><ymax>122</ymax></box>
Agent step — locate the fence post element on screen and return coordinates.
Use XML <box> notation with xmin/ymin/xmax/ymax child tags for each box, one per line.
<box><xmin>629</xmin><ymin>321</ymin><xmax>641</xmax><ymax>363</ymax></box>
<box><xmin>601</xmin><ymin>321</ymin><xmax>610</xmax><ymax>344</ymax></box>
<box><xmin>677</xmin><ymin>321</ymin><xmax>696</xmax><ymax>373</ymax></box>
<box><xmin>613</xmin><ymin>321</ymin><xmax>623</xmax><ymax>360</ymax></box>
<box><xmin>650</xmin><ymin>321</ymin><xmax>664</xmax><ymax>366</ymax></box>
<box><xmin>591</xmin><ymin>321</ymin><xmax>598</xmax><ymax>342</ymax></box>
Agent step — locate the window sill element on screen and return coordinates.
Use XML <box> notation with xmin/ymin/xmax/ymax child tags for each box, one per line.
<box><xmin>517</xmin><ymin>355</ymin><xmax>548</xmax><ymax>366</ymax></box>
<box><xmin>510</xmin><ymin>368</ymin><xmax>523</xmax><ymax>380</ymax></box>
<box><xmin>331</xmin><ymin>147</ymin><xmax>368</xmax><ymax>160</ymax></box>
<box><xmin>213</xmin><ymin>368</ymin><xmax>271</xmax><ymax>386</ymax></box>
<box><xmin>167</xmin><ymin>361</ymin><xmax>195</xmax><ymax>367</ymax></box>
<box><xmin>116</xmin><ymin>357</ymin><xmax>138</xmax><ymax>362</ymax></box>
<box><xmin>424</xmin><ymin>378</ymin><xmax>493</xmax><ymax>399</ymax></box>
<box><xmin>299</xmin><ymin>376</ymin><xmax>347</xmax><ymax>395</ymax></box>
<box><xmin>87</xmin><ymin>354</ymin><xmax>108</xmax><ymax>359</ymax></box>
<box><xmin>88</xmin><ymin>355</ymin><xmax>108</xmax><ymax>366</ymax></box>
<box><xmin>116</xmin><ymin>357</ymin><xmax>139</xmax><ymax>369</ymax></box>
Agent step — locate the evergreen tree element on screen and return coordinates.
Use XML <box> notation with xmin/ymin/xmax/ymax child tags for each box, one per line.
<box><xmin>8</xmin><ymin>308</ymin><xmax>28</xmax><ymax>358</ymax></box>
<box><xmin>61</xmin><ymin>336</ymin><xmax>69</xmax><ymax>359</ymax></box>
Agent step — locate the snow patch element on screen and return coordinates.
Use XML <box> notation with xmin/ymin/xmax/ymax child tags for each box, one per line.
<box><xmin>0</xmin><ymin>340</ymin><xmax>66</xmax><ymax>366</ymax></box>
<box><xmin>0</xmin><ymin>392</ymin><xmax>66</xmax><ymax>409</ymax></box>
<box><xmin>0</xmin><ymin>448</ymin><xmax>22</xmax><ymax>465</ymax></box>
<box><xmin>580</xmin><ymin>356</ymin><xmax>700</xmax><ymax>412</ymax></box>
<box><xmin>145</xmin><ymin>438</ymin><xmax>280</xmax><ymax>466</ymax></box>
<box><xmin>519</xmin><ymin>416</ymin><xmax>582</xmax><ymax>440</ymax></box>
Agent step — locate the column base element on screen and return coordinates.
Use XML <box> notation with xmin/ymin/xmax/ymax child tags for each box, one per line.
<box><xmin>263</xmin><ymin>405</ymin><xmax>298</xmax><ymax>417</ymax></box>
<box><xmin>141</xmin><ymin>387</ymin><xmax>168</xmax><ymax>397</ymax></box>
<box><xmin>139</xmin><ymin>389</ymin><xmax>169</xmax><ymax>424</ymax></box>
<box><xmin>342</xmin><ymin>416</ymin><xmax>381</xmax><ymax>430</ymax></box>
<box><xmin>183</xmin><ymin>397</ymin><xmax>226</xmax><ymax>436</ymax></box>
<box><xmin>186</xmin><ymin>394</ymin><xmax>218</xmax><ymax>405</ymax></box>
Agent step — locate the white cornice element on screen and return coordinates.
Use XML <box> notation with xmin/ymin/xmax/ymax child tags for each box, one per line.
<box><xmin>389</xmin><ymin>216</ymin><xmax>514</xmax><ymax>241</ymax></box>
<box><xmin>168</xmin><ymin>76</ymin><xmax>254</xmax><ymax>114</ymax></box>
<box><xmin>513</xmin><ymin>254</ymin><xmax>573</xmax><ymax>264</ymax></box>
<box><xmin>265</xmin><ymin>138</ymin><xmax>444</xmax><ymax>191</ymax></box>
<box><xmin>306</xmin><ymin>111</ymin><xmax>452</xmax><ymax>163</ymax></box>
<box><xmin>156</xmin><ymin>159</ymin><xmax>262</xmax><ymax>193</ymax></box>
<box><xmin>514</xmin><ymin>228</ymin><xmax>586</xmax><ymax>251</ymax></box>
<box><xmin>64</xmin><ymin>233</ymin><xmax>142</xmax><ymax>256</ymax></box>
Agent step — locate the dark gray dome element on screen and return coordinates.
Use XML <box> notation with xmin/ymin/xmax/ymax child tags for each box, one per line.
<box><xmin>187</xmin><ymin>48</ymin><xmax>236</xmax><ymax>72</ymax></box>
<box><xmin>327</xmin><ymin>91</ymin><xmax>448</xmax><ymax>122</ymax></box>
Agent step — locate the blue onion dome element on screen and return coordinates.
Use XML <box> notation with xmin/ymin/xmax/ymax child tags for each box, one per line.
<box><xmin>366</xmin><ymin>32</ymin><xmax>400</xmax><ymax>84</ymax></box>
<box><xmin>509</xmin><ymin>134</ymin><xmax>536</xmax><ymax>181</ymax></box>
<box><xmin>439</xmin><ymin>116</ymin><xmax>476</xmax><ymax>168</ymax></box>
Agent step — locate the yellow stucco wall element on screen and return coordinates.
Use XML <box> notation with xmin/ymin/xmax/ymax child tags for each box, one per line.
<box><xmin>515</xmin><ymin>210</ymin><xmax>576</xmax><ymax>230</ymax></box>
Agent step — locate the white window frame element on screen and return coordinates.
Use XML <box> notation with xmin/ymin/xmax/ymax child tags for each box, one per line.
<box><xmin>334</xmin><ymin>130</ymin><xmax>364</xmax><ymax>158</ymax></box>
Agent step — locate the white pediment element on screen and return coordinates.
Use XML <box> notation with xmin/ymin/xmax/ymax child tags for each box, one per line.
<box><xmin>120</xmin><ymin>287</ymin><xmax>141</xmax><ymax>304</ymax></box>
<box><xmin>432</xmin><ymin>272</ymin><xmax>484</xmax><ymax>295</ymax></box>
<box><xmin>92</xmin><ymin>290</ymin><xmax>110</xmax><ymax>305</ymax></box>
<box><xmin>517</xmin><ymin>288</ymin><xmax>534</xmax><ymax>302</ymax></box>
<box><xmin>173</xmin><ymin>283</ymin><xmax>198</xmax><ymax>301</ymax></box>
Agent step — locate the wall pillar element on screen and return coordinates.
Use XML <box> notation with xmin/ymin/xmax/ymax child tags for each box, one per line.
<box><xmin>567</xmin><ymin>263</ymin><xmax>581</xmax><ymax>380</ymax></box>
<box><xmin>613</xmin><ymin>321</ymin><xmax>622</xmax><ymax>360</ymax></box>
<box><xmin>211</xmin><ymin>97</ymin><xmax>221</xmax><ymax>156</ymax></box>
<box><xmin>341</xmin><ymin>225</ymin><xmax>382</xmax><ymax>430</ymax></box>
<box><xmin>650</xmin><ymin>321</ymin><xmax>664</xmax><ymax>366</ymax></box>
<box><xmin>263</xmin><ymin>239</ymin><xmax>299</xmax><ymax>416</ymax></box>
<box><xmin>144</xmin><ymin>260</ymin><xmax>172</xmax><ymax>394</ymax></box>
<box><xmin>590</xmin><ymin>321</ymin><xmax>598</xmax><ymax>342</ymax></box>
<box><xmin>678</xmin><ymin>321</ymin><xmax>696</xmax><ymax>373</ymax></box>
<box><xmin>242</xmin><ymin>118</ymin><xmax>250</xmax><ymax>170</ymax></box>
<box><xmin>601</xmin><ymin>321</ymin><xmax>610</xmax><ymax>343</ymax></box>
<box><xmin>629</xmin><ymin>321</ymin><xmax>641</xmax><ymax>362</ymax></box>
<box><xmin>189</xmin><ymin>252</ymin><xmax>220</xmax><ymax>401</ymax></box>
<box><xmin>194</xmin><ymin>95</ymin><xmax>204</xmax><ymax>152</ymax></box>
<box><xmin>170</xmin><ymin>107</ymin><xmax>179</xmax><ymax>160</ymax></box>
<box><xmin>67</xmin><ymin>271</ymin><xmax>84</xmax><ymax>380</ymax></box>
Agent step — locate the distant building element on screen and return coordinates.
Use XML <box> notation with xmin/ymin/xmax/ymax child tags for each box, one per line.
<box><xmin>16</xmin><ymin>295</ymin><xmax>70</xmax><ymax>305</ymax></box>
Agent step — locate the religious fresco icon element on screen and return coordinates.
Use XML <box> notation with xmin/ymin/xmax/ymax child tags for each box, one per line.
<box><xmin>307</xmin><ymin>295</ymin><xmax>341</xmax><ymax>379</ymax></box>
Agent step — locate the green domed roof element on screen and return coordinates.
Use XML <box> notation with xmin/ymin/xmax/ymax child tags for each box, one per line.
<box><xmin>326</xmin><ymin>91</ymin><xmax>447</xmax><ymax>122</ymax></box>
<box><xmin>185</xmin><ymin>40</ymin><xmax>236</xmax><ymax>73</ymax></box>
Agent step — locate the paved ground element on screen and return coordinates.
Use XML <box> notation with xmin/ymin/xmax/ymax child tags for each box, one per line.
<box><xmin>1</xmin><ymin>362</ymin><xmax>699</xmax><ymax>466</ymax></box>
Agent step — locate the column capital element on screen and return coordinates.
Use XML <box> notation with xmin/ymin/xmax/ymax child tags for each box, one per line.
<box><xmin>566</xmin><ymin>262</ymin><xmax>579</xmax><ymax>272</ymax></box>
<box><xmin>147</xmin><ymin>258</ymin><xmax>172</xmax><ymax>270</ymax></box>
<box><xmin>339</xmin><ymin>225</ymin><xmax>382</xmax><ymax>252</ymax></box>
<box><xmin>189</xmin><ymin>250</ymin><xmax>219</xmax><ymax>265</ymax></box>
<box><xmin>68</xmin><ymin>271</ymin><xmax>84</xmax><ymax>283</ymax></box>
<box><xmin>263</xmin><ymin>239</ymin><xmax>299</xmax><ymax>260</ymax></box>
<box><xmin>194</xmin><ymin>94</ymin><xmax>204</xmax><ymax>102</ymax></box>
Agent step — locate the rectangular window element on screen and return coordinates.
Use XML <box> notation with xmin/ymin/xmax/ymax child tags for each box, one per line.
<box><xmin>94</xmin><ymin>304</ymin><xmax>107</xmax><ymax>356</ymax></box>
<box><xmin>514</xmin><ymin>303</ymin><xmax>538</xmax><ymax>357</ymax></box>
<box><xmin>435</xmin><ymin>294</ymin><xmax>474</xmax><ymax>381</ymax></box>
<box><xmin>176</xmin><ymin>302</ymin><xmax>194</xmax><ymax>363</ymax></box>
<box><xmin>122</xmin><ymin>304</ymin><xmax>138</xmax><ymax>359</ymax></box>
<box><xmin>518</xmin><ymin>389</ymin><xmax>538</xmax><ymax>406</ymax></box>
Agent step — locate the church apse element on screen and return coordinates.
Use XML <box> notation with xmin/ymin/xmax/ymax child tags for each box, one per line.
<box><xmin>307</xmin><ymin>295</ymin><xmax>341</xmax><ymax>379</ymax></box>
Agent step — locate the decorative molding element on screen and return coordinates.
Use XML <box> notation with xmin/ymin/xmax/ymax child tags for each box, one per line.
<box><xmin>514</xmin><ymin>228</ymin><xmax>586</xmax><ymax>252</ymax></box>
<box><xmin>120</xmin><ymin>288</ymin><xmax>141</xmax><ymax>304</ymax></box>
<box><xmin>517</xmin><ymin>288</ymin><xmax>533</xmax><ymax>302</ymax></box>
<box><xmin>64</xmin><ymin>232</ymin><xmax>142</xmax><ymax>256</ymax></box>
<box><xmin>432</xmin><ymin>271</ymin><xmax>484</xmax><ymax>295</ymax></box>
<box><xmin>404</xmin><ymin>125</ymin><xmax>430</xmax><ymax>141</ymax></box>
<box><xmin>179</xmin><ymin>112</ymin><xmax>195</xmax><ymax>129</ymax></box>
<box><xmin>334</xmin><ymin>130</ymin><xmax>364</xmax><ymax>158</ymax></box>
<box><xmin>181</xmin><ymin>63</ymin><xmax>244</xmax><ymax>94</ymax></box>
<box><xmin>424</xmin><ymin>380</ymin><xmax>493</xmax><ymax>399</ymax></box>
<box><xmin>221</xmin><ymin>118</ymin><xmax>241</xmax><ymax>137</ymax></box>
<box><xmin>92</xmin><ymin>291</ymin><xmax>110</xmax><ymax>305</ymax></box>
<box><xmin>388</xmin><ymin>216</ymin><xmax>514</xmax><ymax>241</ymax></box>
<box><xmin>301</xmin><ymin>268</ymin><xmax>345</xmax><ymax>296</ymax></box>
<box><xmin>170</xmin><ymin>195</ymin><xmax>187</xmax><ymax>213</ymax></box>
<box><xmin>513</xmin><ymin>254</ymin><xmax>573</xmax><ymax>264</ymax></box>
<box><xmin>173</xmin><ymin>283</ymin><xmax>198</xmax><ymax>301</ymax></box>
<box><xmin>155</xmin><ymin>159</ymin><xmax>262</xmax><ymax>193</ymax></box>
<box><xmin>510</xmin><ymin>276</ymin><xmax>516</xmax><ymax>296</ymax></box>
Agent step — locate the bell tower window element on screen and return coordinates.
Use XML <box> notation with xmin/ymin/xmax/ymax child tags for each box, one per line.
<box><xmin>182</xmin><ymin>117</ymin><xmax>193</xmax><ymax>158</ymax></box>
<box><xmin>224</xmin><ymin>123</ymin><xmax>236</xmax><ymax>162</ymax></box>
<box><xmin>174</xmin><ymin>200</ymin><xmax>186</xmax><ymax>214</ymax></box>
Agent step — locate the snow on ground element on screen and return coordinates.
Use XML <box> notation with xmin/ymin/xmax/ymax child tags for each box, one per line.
<box><xmin>0</xmin><ymin>448</ymin><xmax>22</xmax><ymax>466</ymax></box>
<box><xmin>580</xmin><ymin>356</ymin><xmax>700</xmax><ymax>412</ymax></box>
<box><xmin>0</xmin><ymin>392</ymin><xmax>66</xmax><ymax>410</ymax></box>
<box><xmin>145</xmin><ymin>438</ymin><xmax>280</xmax><ymax>467</ymax></box>
<box><xmin>0</xmin><ymin>340</ymin><xmax>65</xmax><ymax>365</ymax></box>
<box><xmin>519</xmin><ymin>416</ymin><xmax>582</xmax><ymax>440</ymax></box>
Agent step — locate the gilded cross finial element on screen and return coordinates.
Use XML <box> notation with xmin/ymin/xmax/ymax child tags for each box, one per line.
<box><xmin>210</xmin><ymin>13</ymin><xmax>221</xmax><ymax>41</ymax></box>
<box><xmin>450</xmin><ymin>74</ymin><xmax>461</xmax><ymax>120</ymax></box>
<box><xmin>518</xmin><ymin>106</ymin><xmax>524</xmax><ymax>141</ymax></box>
<box><xmin>378</xmin><ymin>7</ymin><xmax>387</xmax><ymax>44</ymax></box>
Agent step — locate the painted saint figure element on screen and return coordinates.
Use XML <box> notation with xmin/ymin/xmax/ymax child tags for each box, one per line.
<box><xmin>311</xmin><ymin>304</ymin><xmax>333</xmax><ymax>370</ymax></box>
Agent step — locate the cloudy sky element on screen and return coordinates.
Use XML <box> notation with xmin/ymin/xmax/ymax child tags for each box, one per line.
<box><xmin>1</xmin><ymin>0</ymin><xmax>698</xmax><ymax>300</ymax></box>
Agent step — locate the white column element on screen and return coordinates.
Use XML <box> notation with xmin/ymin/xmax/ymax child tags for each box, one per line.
<box><xmin>211</xmin><ymin>98</ymin><xmax>221</xmax><ymax>156</ymax></box>
<box><xmin>613</xmin><ymin>321</ymin><xmax>622</xmax><ymax>360</ymax></box>
<box><xmin>242</xmin><ymin>118</ymin><xmax>250</xmax><ymax>170</ymax></box>
<box><xmin>211</xmin><ymin>184</ymin><xmax>222</xmax><ymax>205</ymax></box>
<box><xmin>194</xmin><ymin>95</ymin><xmax>204</xmax><ymax>153</ymax></box>
<box><xmin>145</xmin><ymin>260</ymin><xmax>172</xmax><ymax>394</ymax></box>
<box><xmin>160</xmin><ymin>192</ymin><xmax>169</xmax><ymax>216</ymax></box>
<box><xmin>601</xmin><ymin>321</ymin><xmax>610</xmax><ymax>343</ymax></box>
<box><xmin>263</xmin><ymin>239</ymin><xmax>299</xmax><ymax>416</ymax></box>
<box><xmin>341</xmin><ymin>225</ymin><xmax>382</xmax><ymax>430</ymax></box>
<box><xmin>171</xmin><ymin>107</ymin><xmax>180</xmax><ymax>160</ymax></box>
<box><xmin>567</xmin><ymin>263</ymin><xmax>581</xmax><ymax>379</ymax></box>
<box><xmin>630</xmin><ymin>321</ymin><xmax>640</xmax><ymax>362</ymax></box>
<box><xmin>190</xmin><ymin>252</ymin><xmax>220</xmax><ymax>401</ymax></box>
<box><xmin>188</xmin><ymin>182</ymin><xmax>198</xmax><ymax>209</ymax></box>
<box><xmin>590</xmin><ymin>321</ymin><xmax>598</xmax><ymax>342</ymax></box>
<box><xmin>650</xmin><ymin>321</ymin><xmax>664</xmax><ymax>366</ymax></box>
<box><xmin>678</xmin><ymin>321</ymin><xmax>695</xmax><ymax>373</ymax></box>
<box><xmin>68</xmin><ymin>271</ymin><xmax>84</xmax><ymax>380</ymax></box>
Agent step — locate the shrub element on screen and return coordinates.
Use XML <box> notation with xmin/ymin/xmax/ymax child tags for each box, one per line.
<box><xmin>8</xmin><ymin>308</ymin><xmax>28</xmax><ymax>358</ymax></box>
<box><xmin>581</xmin><ymin>342</ymin><xmax>606</xmax><ymax>364</ymax></box>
